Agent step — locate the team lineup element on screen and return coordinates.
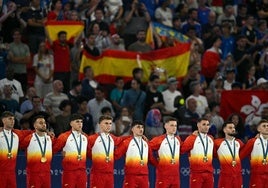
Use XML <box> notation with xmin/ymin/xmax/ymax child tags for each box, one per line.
<box><xmin>0</xmin><ymin>111</ymin><xmax>268</xmax><ymax>188</ymax></box>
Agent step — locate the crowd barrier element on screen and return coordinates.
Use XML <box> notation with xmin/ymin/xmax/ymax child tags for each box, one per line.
<box><xmin>16</xmin><ymin>152</ymin><xmax>251</xmax><ymax>188</ymax></box>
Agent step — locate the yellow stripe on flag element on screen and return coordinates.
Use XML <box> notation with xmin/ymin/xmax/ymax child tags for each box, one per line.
<box><xmin>45</xmin><ymin>21</ymin><xmax>84</xmax><ymax>41</ymax></box>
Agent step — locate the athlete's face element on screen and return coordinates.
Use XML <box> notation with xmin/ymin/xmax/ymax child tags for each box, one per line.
<box><xmin>165</xmin><ymin>120</ymin><xmax>177</xmax><ymax>135</ymax></box>
<box><xmin>99</xmin><ymin>119</ymin><xmax>112</xmax><ymax>134</ymax></box>
<box><xmin>197</xmin><ymin>120</ymin><xmax>210</xmax><ymax>134</ymax></box>
<box><xmin>223</xmin><ymin>123</ymin><xmax>236</xmax><ymax>137</ymax></box>
<box><xmin>34</xmin><ymin>118</ymin><xmax>47</xmax><ymax>132</ymax></box>
<box><xmin>70</xmin><ymin>119</ymin><xmax>83</xmax><ymax>132</ymax></box>
<box><xmin>132</xmin><ymin>124</ymin><xmax>144</xmax><ymax>137</ymax></box>
<box><xmin>258</xmin><ymin>122</ymin><xmax>268</xmax><ymax>136</ymax></box>
<box><xmin>2</xmin><ymin>116</ymin><xmax>15</xmax><ymax>130</ymax></box>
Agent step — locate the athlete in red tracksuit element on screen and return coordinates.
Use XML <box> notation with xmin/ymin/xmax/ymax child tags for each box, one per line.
<box><xmin>88</xmin><ymin>115</ymin><xmax>126</xmax><ymax>188</ymax></box>
<box><xmin>214</xmin><ymin>121</ymin><xmax>244</xmax><ymax>188</ymax></box>
<box><xmin>0</xmin><ymin>111</ymin><xmax>32</xmax><ymax>188</ymax></box>
<box><xmin>53</xmin><ymin>113</ymin><xmax>89</xmax><ymax>188</ymax></box>
<box><xmin>180</xmin><ymin>118</ymin><xmax>214</xmax><ymax>188</ymax></box>
<box><xmin>149</xmin><ymin>117</ymin><xmax>183</xmax><ymax>188</ymax></box>
<box><xmin>240</xmin><ymin>119</ymin><xmax>268</xmax><ymax>188</ymax></box>
<box><xmin>20</xmin><ymin>115</ymin><xmax>54</xmax><ymax>188</ymax></box>
<box><xmin>114</xmin><ymin>120</ymin><xmax>157</xmax><ymax>188</ymax></box>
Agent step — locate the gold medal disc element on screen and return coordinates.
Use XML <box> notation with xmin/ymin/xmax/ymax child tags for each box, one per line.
<box><xmin>203</xmin><ymin>156</ymin><xmax>208</xmax><ymax>162</ymax></box>
<box><xmin>7</xmin><ymin>153</ymin><xmax>13</xmax><ymax>159</ymax></box>
<box><xmin>41</xmin><ymin>157</ymin><xmax>47</xmax><ymax>163</ymax></box>
<box><xmin>105</xmin><ymin>156</ymin><xmax>110</xmax><ymax>163</ymax></box>
<box><xmin>140</xmin><ymin>160</ymin><xmax>144</xmax><ymax>166</ymax></box>
<box><xmin>231</xmin><ymin>160</ymin><xmax>236</xmax><ymax>167</ymax></box>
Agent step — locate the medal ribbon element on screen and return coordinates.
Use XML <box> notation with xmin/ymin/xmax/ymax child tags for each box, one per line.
<box><xmin>99</xmin><ymin>133</ymin><xmax>111</xmax><ymax>158</ymax></box>
<box><xmin>198</xmin><ymin>133</ymin><xmax>208</xmax><ymax>157</ymax></box>
<box><xmin>34</xmin><ymin>133</ymin><xmax>47</xmax><ymax>157</ymax></box>
<box><xmin>133</xmin><ymin>137</ymin><xmax>144</xmax><ymax>161</ymax></box>
<box><xmin>224</xmin><ymin>139</ymin><xmax>236</xmax><ymax>160</ymax></box>
<box><xmin>3</xmin><ymin>130</ymin><xmax>13</xmax><ymax>154</ymax></box>
<box><xmin>71</xmin><ymin>132</ymin><xmax>82</xmax><ymax>156</ymax></box>
<box><xmin>166</xmin><ymin>135</ymin><xmax>176</xmax><ymax>159</ymax></box>
<box><xmin>260</xmin><ymin>137</ymin><xmax>268</xmax><ymax>160</ymax></box>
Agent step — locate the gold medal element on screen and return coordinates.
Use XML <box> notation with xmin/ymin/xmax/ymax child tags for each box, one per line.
<box><xmin>262</xmin><ymin>159</ymin><xmax>267</xmax><ymax>165</ymax></box>
<box><xmin>231</xmin><ymin>160</ymin><xmax>236</xmax><ymax>167</ymax></box>
<box><xmin>170</xmin><ymin>158</ymin><xmax>175</xmax><ymax>164</ymax></box>
<box><xmin>203</xmin><ymin>156</ymin><xmax>208</xmax><ymax>162</ymax></box>
<box><xmin>40</xmin><ymin>157</ymin><xmax>47</xmax><ymax>163</ymax></box>
<box><xmin>140</xmin><ymin>160</ymin><xmax>144</xmax><ymax>166</ymax></box>
<box><xmin>7</xmin><ymin>153</ymin><xmax>13</xmax><ymax>159</ymax></box>
<box><xmin>105</xmin><ymin>156</ymin><xmax>110</xmax><ymax>163</ymax></box>
<box><xmin>77</xmin><ymin>155</ymin><xmax>82</xmax><ymax>161</ymax></box>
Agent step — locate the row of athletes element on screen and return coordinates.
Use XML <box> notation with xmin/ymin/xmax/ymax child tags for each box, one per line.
<box><xmin>0</xmin><ymin>110</ymin><xmax>268</xmax><ymax>188</ymax></box>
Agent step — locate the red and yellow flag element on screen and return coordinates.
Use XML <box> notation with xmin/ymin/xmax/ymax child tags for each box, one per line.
<box><xmin>79</xmin><ymin>43</ymin><xmax>191</xmax><ymax>84</ymax></box>
<box><xmin>45</xmin><ymin>20</ymin><xmax>84</xmax><ymax>41</ymax></box>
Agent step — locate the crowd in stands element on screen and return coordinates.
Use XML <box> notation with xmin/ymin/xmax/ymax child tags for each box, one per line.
<box><xmin>0</xmin><ymin>0</ymin><xmax>268</xmax><ymax>142</ymax></box>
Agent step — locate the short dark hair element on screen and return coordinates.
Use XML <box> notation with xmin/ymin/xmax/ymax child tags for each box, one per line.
<box><xmin>257</xmin><ymin>119</ymin><xmax>268</xmax><ymax>127</ymax></box>
<box><xmin>57</xmin><ymin>31</ymin><xmax>67</xmax><ymax>37</ymax></box>
<box><xmin>83</xmin><ymin>66</ymin><xmax>92</xmax><ymax>74</ymax></box>
<box><xmin>101</xmin><ymin>106</ymin><xmax>112</xmax><ymax>114</ymax></box>
<box><xmin>197</xmin><ymin>117</ymin><xmax>209</xmax><ymax>123</ymax></box>
<box><xmin>131</xmin><ymin>120</ymin><xmax>145</xmax><ymax>127</ymax></box>
<box><xmin>1</xmin><ymin>111</ymin><xmax>14</xmax><ymax>119</ymax></box>
<box><xmin>70</xmin><ymin>113</ymin><xmax>84</xmax><ymax>122</ymax></box>
<box><xmin>132</xmin><ymin>67</ymin><xmax>143</xmax><ymax>76</ymax></box>
<box><xmin>31</xmin><ymin>115</ymin><xmax>45</xmax><ymax>125</ymax></box>
<box><xmin>164</xmin><ymin>116</ymin><xmax>177</xmax><ymax>124</ymax></box>
<box><xmin>59</xmin><ymin>100</ymin><xmax>72</xmax><ymax>111</ymax></box>
<box><xmin>99</xmin><ymin>115</ymin><xmax>113</xmax><ymax>123</ymax></box>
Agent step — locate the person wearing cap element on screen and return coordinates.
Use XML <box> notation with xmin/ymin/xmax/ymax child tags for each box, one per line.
<box><xmin>149</xmin><ymin>117</ymin><xmax>183</xmax><ymax>187</ymax></box>
<box><xmin>0</xmin><ymin>111</ymin><xmax>32</xmax><ymax>188</ymax></box>
<box><xmin>162</xmin><ymin>77</ymin><xmax>182</xmax><ymax>115</ymax></box>
<box><xmin>214</xmin><ymin>121</ymin><xmax>244</xmax><ymax>188</ymax></box>
<box><xmin>53</xmin><ymin>113</ymin><xmax>89</xmax><ymax>187</ymax></box>
<box><xmin>114</xmin><ymin>120</ymin><xmax>157</xmax><ymax>188</ymax></box>
<box><xmin>20</xmin><ymin>115</ymin><xmax>54</xmax><ymax>188</ymax></box>
<box><xmin>240</xmin><ymin>119</ymin><xmax>268</xmax><ymax>187</ymax></box>
<box><xmin>88</xmin><ymin>115</ymin><xmax>127</xmax><ymax>188</ymax></box>
<box><xmin>256</xmin><ymin>77</ymin><xmax>268</xmax><ymax>90</ymax></box>
<box><xmin>181</xmin><ymin>117</ymin><xmax>214</xmax><ymax>188</ymax></box>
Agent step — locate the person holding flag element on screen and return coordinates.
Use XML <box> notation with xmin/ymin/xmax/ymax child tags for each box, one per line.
<box><xmin>240</xmin><ymin>119</ymin><xmax>268</xmax><ymax>187</ymax></box>
<box><xmin>149</xmin><ymin>116</ymin><xmax>183</xmax><ymax>188</ymax></box>
<box><xmin>53</xmin><ymin>113</ymin><xmax>89</xmax><ymax>187</ymax></box>
<box><xmin>20</xmin><ymin>115</ymin><xmax>54</xmax><ymax>188</ymax></box>
<box><xmin>214</xmin><ymin>121</ymin><xmax>244</xmax><ymax>188</ymax></box>
<box><xmin>181</xmin><ymin>117</ymin><xmax>214</xmax><ymax>188</ymax></box>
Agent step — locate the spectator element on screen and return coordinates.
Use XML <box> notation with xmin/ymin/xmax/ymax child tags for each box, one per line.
<box><xmin>154</xmin><ymin>0</ymin><xmax>173</xmax><ymax>27</ymax></box>
<box><xmin>174</xmin><ymin>97</ymin><xmax>199</xmax><ymax>140</ymax></box>
<box><xmin>46</xmin><ymin>30</ymin><xmax>74</xmax><ymax>93</ymax></box>
<box><xmin>217</xmin><ymin>5</ymin><xmax>236</xmax><ymax>31</ymax></box>
<box><xmin>43</xmin><ymin>80</ymin><xmax>69</xmax><ymax>117</ymax></box>
<box><xmin>233</xmin><ymin>35</ymin><xmax>253</xmax><ymax>84</ymax></box>
<box><xmin>83</xmin><ymin>32</ymin><xmax>101</xmax><ymax>56</ymax></box>
<box><xmin>257</xmin><ymin>0</ymin><xmax>268</xmax><ymax>23</ymax></box>
<box><xmin>33</xmin><ymin>41</ymin><xmax>54</xmax><ymax>99</ymax></box>
<box><xmin>223</xmin><ymin>67</ymin><xmax>236</xmax><ymax>90</ymax></box>
<box><xmin>53</xmin><ymin>99</ymin><xmax>72</xmax><ymax>137</ymax></box>
<box><xmin>201</xmin><ymin>35</ymin><xmax>222</xmax><ymax>84</ymax></box>
<box><xmin>109</xmin><ymin>34</ymin><xmax>125</xmax><ymax>51</ymax></box>
<box><xmin>256</xmin><ymin>77</ymin><xmax>268</xmax><ymax>90</ymax></box>
<box><xmin>88</xmin><ymin>8</ymin><xmax>109</xmax><ymax>32</ymax></box>
<box><xmin>7</xmin><ymin>29</ymin><xmax>31</xmax><ymax>93</ymax></box>
<box><xmin>186</xmin><ymin>81</ymin><xmax>208</xmax><ymax>117</ymax></box>
<box><xmin>236</xmin><ymin>4</ymin><xmax>247</xmax><ymax>33</ymax></box>
<box><xmin>162</xmin><ymin>77</ymin><xmax>182</xmax><ymax>115</ymax></box>
<box><xmin>221</xmin><ymin>22</ymin><xmax>235</xmax><ymax>60</ymax></box>
<box><xmin>201</xmin><ymin>11</ymin><xmax>217</xmax><ymax>50</ymax></box>
<box><xmin>243</xmin><ymin>64</ymin><xmax>256</xmax><ymax>89</ymax></box>
<box><xmin>182</xmin><ymin>64</ymin><xmax>200</xmax><ymax>98</ymax></box>
<box><xmin>70</xmin><ymin>36</ymin><xmax>83</xmax><ymax>85</ymax></box>
<box><xmin>121</xmin><ymin>79</ymin><xmax>146</xmax><ymax>121</ymax></box>
<box><xmin>181</xmin><ymin>8</ymin><xmax>202</xmax><ymax>38</ymax></box>
<box><xmin>25</xmin><ymin>0</ymin><xmax>47</xmax><ymax>53</ymax></box>
<box><xmin>209</xmin><ymin>102</ymin><xmax>224</xmax><ymax>137</ymax></box>
<box><xmin>47</xmin><ymin>0</ymin><xmax>65</xmax><ymax>20</ymax></box>
<box><xmin>0</xmin><ymin>85</ymin><xmax>20</xmax><ymax>114</ymax></box>
<box><xmin>123</xmin><ymin>0</ymin><xmax>150</xmax><ymax>49</ymax></box>
<box><xmin>227</xmin><ymin>113</ymin><xmax>245</xmax><ymax>141</ymax></box>
<box><xmin>77</xmin><ymin>96</ymin><xmax>94</xmax><ymax>135</ymax></box>
<box><xmin>20</xmin><ymin>87</ymin><xmax>38</xmax><ymax>114</ymax></box>
<box><xmin>241</xmin><ymin>15</ymin><xmax>258</xmax><ymax>48</ymax></box>
<box><xmin>197</xmin><ymin>0</ymin><xmax>211</xmax><ymax>25</ymax></box>
<box><xmin>81</xmin><ymin>66</ymin><xmax>98</xmax><ymax>101</ymax></box>
<box><xmin>0</xmin><ymin>1</ymin><xmax>26</xmax><ymax>43</ymax></box>
<box><xmin>144</xmin><ymin>108</ymin><xmax>164</xmax><ymax>139</ymax></box>
<box><xmin>124</xmin><ymin>67</ymin><xmax>146</xmax><ymax>91</ymax></box>
<box><xmin>257</xmin><ymin>19</ymin><xmax>268</xmax><ymax>45</ymax></box>
<box><xmin>110</xmin><ymin>76</ymin><xmax>125</xmax><ymax>116</ymax></box>
<box><xmin>104</xmin><ymin>0</ymin><xmax>123</xmax><ymax>24</ymax></box>
<box><xmin>0</xmin><ymin>67</ymin><xmax>24</xmax><ymax>103</ymax></box>
<box><xmin>115</xmin><ymin>107</ymin><xmax>132</xmax><ymax>136</ymax></box>
<box><xmin>67</xmin><ymin>80</ymin><xmax>82</xmax><ymax>113</ymax></box>
<box><xmin>127</xmin><ymin>29</ymin><xmax>152</xmax><ymax>53</ymax></box>
<box><xmin>87</xmin><ymin>86</ymin><xmax>115</xmax><ymax>130</ymax></box>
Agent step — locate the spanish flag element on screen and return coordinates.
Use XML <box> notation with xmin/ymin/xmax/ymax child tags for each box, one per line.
<box><xmin>45</xmin><ymin>20</ymin><xmax>84</xmax><ymax>41</ymax></box>
<box><xmin>79</xmin><ymin>43</ymin><xmax>191</xmax><ymax>84</ymax></box>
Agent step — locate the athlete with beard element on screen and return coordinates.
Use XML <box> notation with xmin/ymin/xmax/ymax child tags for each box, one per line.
<box><xmin>20</xmin><ymin>115</ymin><xmax>54</xmax><ymax>188</ymax></box>
<box><xmin>240</xmin><ymin>119</ymin><xmax>268</xmax><ymax>187</ymax></box>
<box><xmin>214</xmin><ymin>121</ymin><xmax>244</xmax><ymax>188</ymax></box>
